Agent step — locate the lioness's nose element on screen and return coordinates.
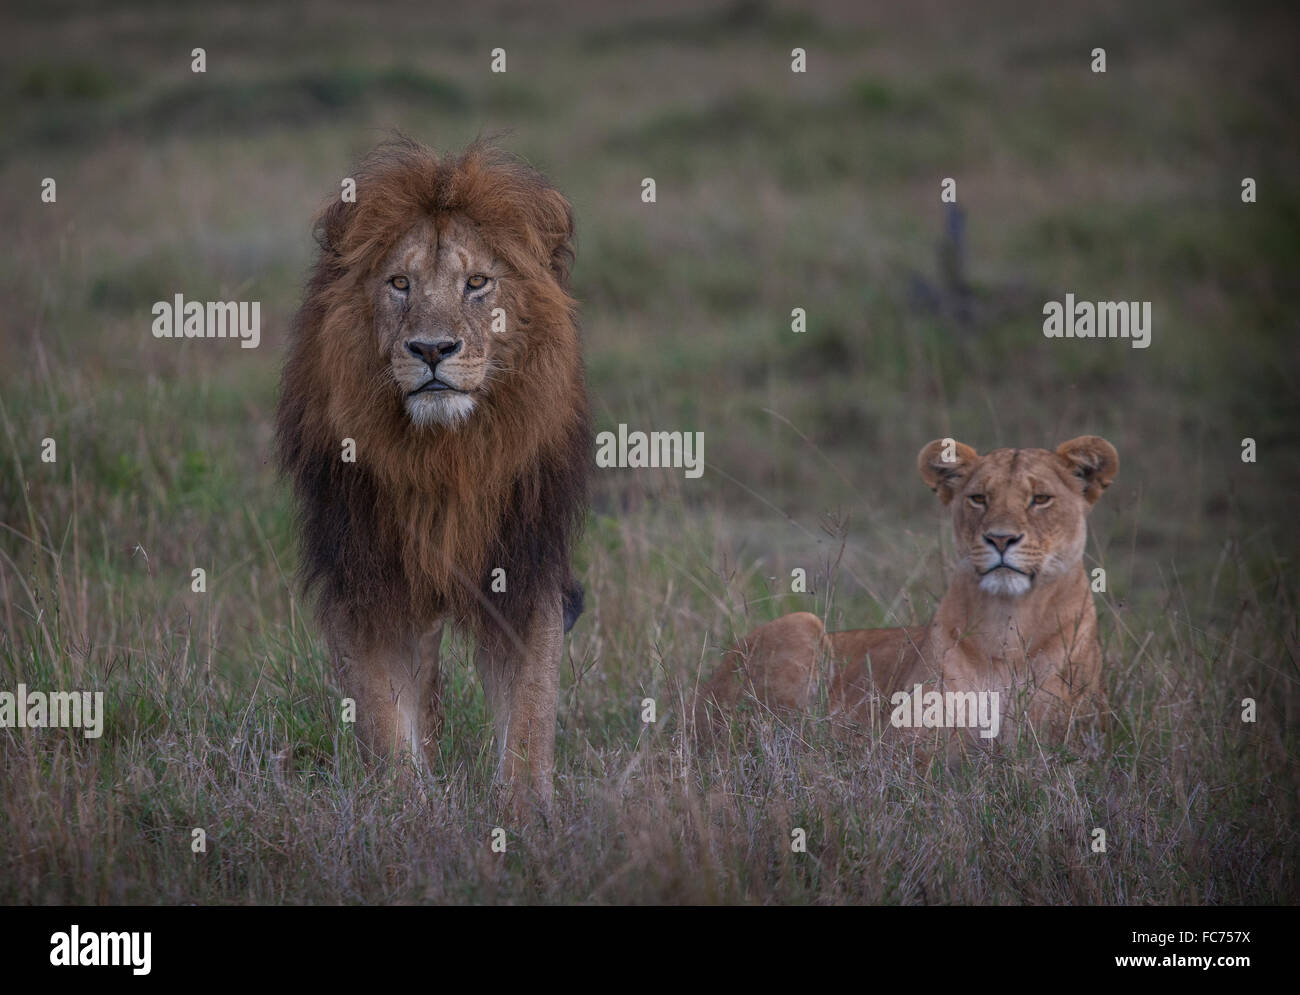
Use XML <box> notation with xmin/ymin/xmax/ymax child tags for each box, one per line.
<box><xmin>407</xmin><ymin>339</ymin><xmax>463</xmax><ymax>368</ymax></box>
<box><xmin>984</xmin><ymin>531</ymin><xmax>1023</xmax><ymax>553</ymax></box>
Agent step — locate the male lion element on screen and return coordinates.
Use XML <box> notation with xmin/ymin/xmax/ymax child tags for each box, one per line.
<box><xmin>276</xmin><ymin>139</ymin><xmax>589</xmax><ymax>812</ymax></box>
<box><xmin>697</xmin><ymin>436</ymin><xmax>1118</xmax><ymax>744</ymax></box>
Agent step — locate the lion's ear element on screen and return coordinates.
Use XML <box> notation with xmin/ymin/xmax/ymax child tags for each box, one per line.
<box><xmin>534</xmin><ymin>186</ymin><xmax>575</xmax><ymax>288</ymax></box>
<box><xmin>1056</xmin><ymin>436</ymin><xmax>1119</xmax><ymax>505</ymax></box>
<box><xmin>314</xmin><ymin>195</ymin><xmax>355</xmax><ymax>256</ymax></box>
<box><xmin>918</xmin><ymin>438</ymin><xmax>979</xmax><ymax>504</ymax></box>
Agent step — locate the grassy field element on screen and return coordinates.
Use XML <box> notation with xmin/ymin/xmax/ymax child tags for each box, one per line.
<box><xmin>0</xmin><ymin>0</ymin><xmax>1296</xmax><ymax>903</ymax></box>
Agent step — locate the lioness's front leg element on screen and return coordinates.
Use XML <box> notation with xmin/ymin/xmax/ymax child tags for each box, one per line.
<box><xmin>329</xmin><ymin>619</ymin><xmax>444</xmax><ymax>769</ymax></box>
<box><xmin>474</xmin><ymin>592</ymin><xmax>563</xmax><ymax>816</ymax></box>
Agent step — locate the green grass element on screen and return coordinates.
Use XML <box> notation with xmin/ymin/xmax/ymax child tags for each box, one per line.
<box><xmin>0</xmin><ymin>0</ymin><xmax>1296</xmax><ymax>903</ymax></box>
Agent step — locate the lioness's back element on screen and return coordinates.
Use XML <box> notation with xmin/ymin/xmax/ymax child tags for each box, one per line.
<box><xmin>827</xmin><ymin>626</ymin><xmax>926</xmax><ymax>717</ymax></box>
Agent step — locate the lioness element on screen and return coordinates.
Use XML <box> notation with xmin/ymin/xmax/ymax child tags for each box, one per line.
<box><xmin>697</xmin><ymin>436</ymin><xmax>1118</xmax><ymax>743</ymax></box>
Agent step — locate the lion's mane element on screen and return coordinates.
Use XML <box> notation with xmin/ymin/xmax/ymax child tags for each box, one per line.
<box><xmin>275</xmin><ymin>139</ymin><xmax>589</xmax><ymax>646</ymax></box>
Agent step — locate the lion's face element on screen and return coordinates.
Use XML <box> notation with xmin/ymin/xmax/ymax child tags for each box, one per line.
<box><xmin>373</xmin><ymin>214</ymin><xmax>504</xmax><ymax>428</ymax></box>
<box><xmin>918</xmin><ymin>437</ymin><xmax>1119</xmax><ymax>598</ymax></box>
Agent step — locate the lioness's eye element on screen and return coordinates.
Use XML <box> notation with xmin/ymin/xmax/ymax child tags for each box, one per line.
<box><xmin>390</xmin><ymin>276</ymin><xmax>409</xmax><ymax>291</ymax></box>
<box><xmin>466</xmin><ymin>275</ymin><xmax>489</xmax><ymax>291</ymax></box>
<box><xmin>968</xmin><ymin>494</ymin><xmax>986</xmax><ymax>507</ymax></box>
<box><xmin>1032</xmin><ymin>494</ymin><xmax>1053</xmax><ymax>506</ymax></box>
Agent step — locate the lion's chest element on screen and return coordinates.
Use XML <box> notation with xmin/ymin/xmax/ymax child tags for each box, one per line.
<box><xmin>935</xmin><ymin>632</ymin><xmax>1068</xmax><ymax>696</ymax></box>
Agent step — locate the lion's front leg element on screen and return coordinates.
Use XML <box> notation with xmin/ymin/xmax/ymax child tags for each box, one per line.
<box><xmin>329</xmin><ymin>619</ymin><xmax>444</xmax><ymax>770</ymax></box>
<box><xmin>474</xmin><ymin>593</ymin><xmax>563</xmax><ymax>817</ymax></box>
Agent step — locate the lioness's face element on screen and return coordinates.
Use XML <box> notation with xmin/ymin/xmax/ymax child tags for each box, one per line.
<box><xmin>950</xmin><ymin>449</ymin><xmax>1092</xmax><ymax>597</ymax></box>
<box><xmin>919</xmin><ymin>438</ymin><xmax>1119</xmax><ymax>598</ymax></box>
<box><xmin>374</xmin><ymin>215</ymin><xmax>503</xmax><ymax>428</ymax></box>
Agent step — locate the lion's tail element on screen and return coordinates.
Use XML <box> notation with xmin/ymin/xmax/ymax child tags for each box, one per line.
<box><xmin>562</xmin><ymin>578</ymin><xmax>585</xmax><ymax>634</ymax></box>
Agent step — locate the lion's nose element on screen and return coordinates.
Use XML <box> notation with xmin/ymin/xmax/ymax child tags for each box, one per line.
<box><xmin>407</xmin><ymin>339</ymin><xmax>463</xmax><ymax>368</ymax></box>
<box><xmin>983</xmin><ymin>531</ymin><xmax>1023</xmax><ymax>553</ymax></box>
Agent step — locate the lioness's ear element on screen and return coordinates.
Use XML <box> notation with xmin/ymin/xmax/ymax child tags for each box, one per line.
<box><xmin>1056</xmin><ymin>436</ymin><xmax>1119</xmax><ymax>504</ymax></box>
<box><xmin>918</xmin><ymin>438</ymin><xmax>980</xmax><ymax>504</ymax></box>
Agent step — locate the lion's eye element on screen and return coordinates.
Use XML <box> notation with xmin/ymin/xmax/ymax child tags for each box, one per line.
<box><xmin>1032</xmin><ymin>494</ymin><xmax>1053</xmax><ymax>506</ymax></box>
<box><xmin>968</xmin><ymin>494</ymin><xmax>987</xmax><ymax>507</ymax></box>
<box><xmin>389</xmin><ymin>276</ymin><xmax>409</xmax><ymax>291</ymax></box>
<box><xmin>466</xmin><ymin>275</ymin><xmax>489</xmax><ymax>291</ymax></box>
